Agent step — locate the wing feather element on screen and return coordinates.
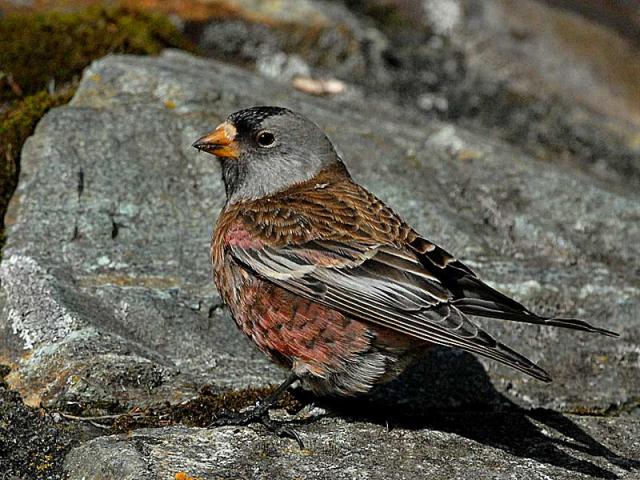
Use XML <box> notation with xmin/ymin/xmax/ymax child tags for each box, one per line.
<box><xmin>231</xmin><ymin>242</ymin><xmax>553</xmax><ymax>381</ymax></box>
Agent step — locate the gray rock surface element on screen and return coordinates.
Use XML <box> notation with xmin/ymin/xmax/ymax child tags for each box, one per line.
<box><xmin>64</xmin><ymin>416</ymin><xmax>640</xmax><ymax>480</ymax></box>
<box><xmin>1</xmin><ymin>50</ymin><xmax>639</xmax><ymax>477</ymax></box>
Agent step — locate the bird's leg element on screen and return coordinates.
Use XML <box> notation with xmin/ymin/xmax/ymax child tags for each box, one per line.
<box><xmin>209</xmin><ymin>373</ymin><xmax>304</xmax><ymax>447</ymax></box>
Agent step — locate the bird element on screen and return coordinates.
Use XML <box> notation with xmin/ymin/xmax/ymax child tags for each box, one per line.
<box><xmin>192</xmin><ymin>106</ymin><xmax>617</xmax><ymax>443</ymax></box>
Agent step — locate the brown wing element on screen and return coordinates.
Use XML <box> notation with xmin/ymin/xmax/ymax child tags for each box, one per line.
<box><xmin>225</xmin><ymin>173</ymin><xmax>615</xmax><ymax>382</ymax></box>
<box><xmin>231</xmin><ymin>240</ymin><xmax>556</xmax><ymax>381</ymax></box>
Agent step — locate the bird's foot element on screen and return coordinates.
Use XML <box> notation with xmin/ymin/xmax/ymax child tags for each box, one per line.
<box><xmin>209</xmin><ymin>407</ymin><xmax>304</xmax><ymax>449</ymax></box>
<box><xmin>259</xmin><ymin>414</ymin><xmax>305</xmax><ymax>448</ymax></box>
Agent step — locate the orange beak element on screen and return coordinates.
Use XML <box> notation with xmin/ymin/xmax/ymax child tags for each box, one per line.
<box><xmin>192</xmin><ymin>122</ymin><xmax>239</xmax><ymax>158</ymax></box>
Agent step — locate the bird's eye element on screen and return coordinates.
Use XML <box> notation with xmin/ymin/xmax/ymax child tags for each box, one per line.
<box><xmin>256</xmin><ymin>130</ymin><xmax>276</xmax><ymax>148</ymax></box>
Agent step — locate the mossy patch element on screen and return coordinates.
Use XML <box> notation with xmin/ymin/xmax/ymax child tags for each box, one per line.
<box><xmin>567</xmin><ymin>399</ymin><xmax>640</xmax><ymax>417</ymax></box>
<box><xmin>0</xmin><ymin>364</ymin><xmax>10</xmax><ymax>389</ymax></box>
<box><xmin>0</xmin><ymin>6</ymin><xmax>195</xmax><ymax>102</ymax></box>
<box><xmin>111</xmin><ymin>385</ymin><xmax>305</xmax><ymax>432</ymax></box>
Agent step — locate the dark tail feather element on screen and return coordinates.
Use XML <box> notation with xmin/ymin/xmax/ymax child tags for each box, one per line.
<box><xmin>540</xmin><ymin>316</ymin><xmax>618</xmax><ymax>337</ymax></box>
<box><xmin>456</xmin><ymin>298</ymin><xmax>619</xmax><ymax>337</ymax></box>
<box><xmin>452</xmin><ymin>278</ymin><xmax>619</xmax><ymax>338</ymax></box>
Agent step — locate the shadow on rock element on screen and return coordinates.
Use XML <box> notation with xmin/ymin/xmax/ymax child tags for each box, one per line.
<box><xmin>312</xmin><ymin>348</ymin><xmax>639</xmax><ymax>480</ymax></box>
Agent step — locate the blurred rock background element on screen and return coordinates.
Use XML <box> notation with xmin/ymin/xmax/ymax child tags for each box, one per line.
<box><xmin>0</xmin><ymin>1</ymin><xmax>638</xmax><ymax>479</ymax></box>
<box><xmin>3</xmin><ymin>0</ymin><xmax>640</xmax><ymax>184</ymax></box>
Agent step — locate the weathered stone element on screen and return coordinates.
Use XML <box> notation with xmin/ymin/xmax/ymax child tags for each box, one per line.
<box><xmin>1</xmin><ymin>48</ymin><xmax>639</xmax><ymax>477</ymax></box>
<box><xmin>64</xmin><ymin>416</ymin><xmax>640</xmax><ymax>480</ymax></box>
<box><xmin>1</xmin><ymin>49</ymin><xmax>638</xmax><ymax>414</ymax></box>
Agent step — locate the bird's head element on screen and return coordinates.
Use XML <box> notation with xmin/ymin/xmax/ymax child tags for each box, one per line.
<box><xmin>193</xmin><ymin>106</ymin><xmax>340</xmax><ymax>204</ymax></box>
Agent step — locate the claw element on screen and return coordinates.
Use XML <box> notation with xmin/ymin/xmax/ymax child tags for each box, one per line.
<box><xmin>207</xmin><ymin>374</ymin><xmax>304</xmax><ymax>447</ymax></box>
<box><xmin>209</xmin><ymin>407</ymin><xmax>304</xmax><ymax>449</ymax></box>
<box><xmin>261</xmin><ymin>414</ymin><xmax>305</xmax><ymax>449</ymax></box>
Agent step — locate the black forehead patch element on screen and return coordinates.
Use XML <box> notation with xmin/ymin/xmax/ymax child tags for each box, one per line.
<box><xmin>228</xmin><ymin>106</ymin><xmax>291</xmax><ymax>132</ymax></box>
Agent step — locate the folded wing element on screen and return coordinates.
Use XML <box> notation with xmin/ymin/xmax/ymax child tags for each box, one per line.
<box><xmin>231</xmin><ymin>240</ymin><xmax>556</xmax><ymax>381</ymax></box>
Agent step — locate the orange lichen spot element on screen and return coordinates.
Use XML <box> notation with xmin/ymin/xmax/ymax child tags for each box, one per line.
<box><xmin>164</xmin><ymin>99</ymin><xmax>176</xmax><ymax>109</ymax></box>
<box><xmin>175</xmin><ymin>472</ymin><xmax>201</xmax><ymax>480</ymax></box>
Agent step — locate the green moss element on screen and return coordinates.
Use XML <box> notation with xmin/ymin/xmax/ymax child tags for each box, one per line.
<box><xmin>0</xmin><ymin>6</ymin><xmax>195</xmax><ymax>101</ymax></box>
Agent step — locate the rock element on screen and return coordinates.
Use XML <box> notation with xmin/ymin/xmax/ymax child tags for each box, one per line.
<box><xmin>1</xmin><ymin>49</ymin><xmax>639</xmax><ymax>475</ymax></box>
<box><xmin>462</xmin><ymin>0</ymin><xmax>640</xmax><ymax>127</ymax></box>
<box><xmin>64</xmin><ymin>416</ymin><xmax>640</xmax><ymax>479</ymax></box>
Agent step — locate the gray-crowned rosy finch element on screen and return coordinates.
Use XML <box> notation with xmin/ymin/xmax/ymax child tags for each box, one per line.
<box><xmin>192</xmin><ymin>106</ymin><xmax>617</xmax><ymax>443</ymax></box>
